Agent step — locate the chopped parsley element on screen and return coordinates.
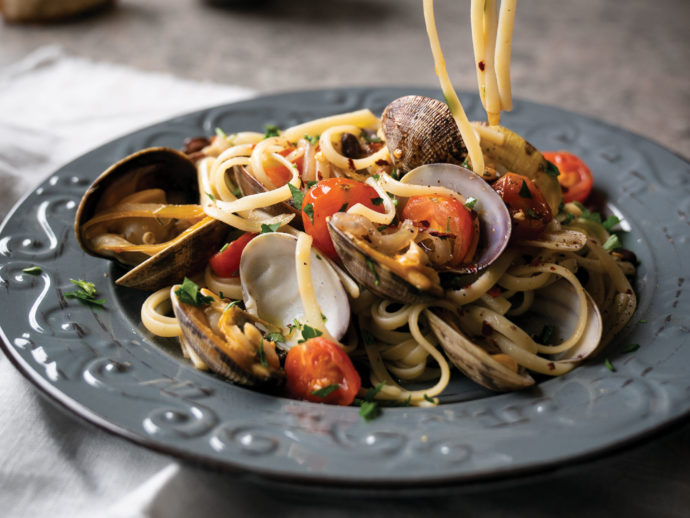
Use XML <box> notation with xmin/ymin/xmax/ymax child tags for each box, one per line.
<box><xmin>265</xmin><ymin>332</ymin><xmax>286</xmax><ymax>343</ymax></box>
<box><xmin>304</xmin><ymin>134</ymin><xmax>320</xmax><ymax>145</ymax></box>
<box><xmin>22</xmin><ymin>266</ymin><xmax>42</xmax><ymax>275</ymax></box>
<box><xmin>372</xmin><ymin>173</ymin><xmax>380</xmax><ymax>181</ymax></box>
<box><xmin>358</xmin><ymin>381</ymin><xmax>386</xmax><ymax>421</ymax></box>
<box><xmin>602</xmin><ymin>215</ymin><xmax>622</xmax><ymax>232</ymax></box>
<box><xmin>260</xmin><ymin>222</ymin><xmax>281</xmax><ymax>233</ymax></box>
<box><xmin>604</xmin><ymin>358</ymin><xmax>616</xmax><ymax>372</ymax></box>
<box><xmin>215</xmin><ymin>127</ymin><xmax>227</xmax><ymax>139</ymax></box>
<box><xmin>526</xmin><ymin>208</ymin><xmax>541</xmax><ymax>220</ymax></box>
<box><xmin>303</xmin><ymin>203</ymin><xmax>314</xmax><ymax>223</ymax></box>
<box><xmin>377</xmin><ymin>225</ymin><xmax>388</xmax><ymax>232</ymax></box>
<box><xmin>464</xmin><ymin>196</ymin><xmax>478</xmax><ymax>209</ymax></box>
<box><xmin>359</xmin><ymin>401</ymin><xmax>380</xmax><ymax>421</ymax></box>
<box><xmin>206</xmin><ymin>192</ymin><xmax>216</xmax><ymax>202</ymax></box>
<box><xmin>366</xmin><ymin>258</ymin><xmax>380</xmax><ymax>286</ymax></box>
<box><xmin>639</xmin><ymin>319</ymin><xmax>647</xmax><ymax>324</ymax></box>
<box><xmin>175</xmin><ymin>277</ymin><xmax>213</xmax><ymax>307</ymax></box>
<box><xmin>64</xmin><ymin>279</ymin><xmax>106</xmax><ymax>307</ymax></box>
<box><xmin>621</xmin><ymin>343</ymin><xmax>640</xmax><ymax>354</ymax></box>
<box><xmin>288</xmin><ymin>183</ymin><xmax>305</xmax><ymax>210</ymax></box>
<box><xmin>257</xmin><ymin>338</ymin><xmax>268</xmax><ymax>367</ymax></box>
<box><xmin>461</xmin><ymin>157</ymin><xmax>470</xmax><ymax>169</ymax></box>
<box><xmin>298</xmin><ymin>324</ymin><xmax>323</xmax><ymax>343</ymax></box>
<box><xmin>573</xmin><ymin>202</ymin><xmax>620</xmax><ymax>229</ymax></box>
<box><xmin>306</xmin><ymin>180</ymin><xmax>318</xmax><ymax>188</ymax></box>
<box><xmin>224</xmin><ymin>300</ymin><xmax>241</xmax><ymax>311</ymax></box>
<box><xmin>371</xmin><ymin>197</ymin><xmax>384</xmax><ymax>206</ymax></box>
<box><xmin>602</xmin><ymin>234</ymin><xmax>621</xmax><ymax>252</ymax></box>
<box><xmin>321</xmin><ymin>313</ymin><xmax>328</xmax><ymax>322</ymax></box>
<box><xmin>264</xmin><ymin>125</ymin><xmax>280</xmax><ymax>138</ymax></box>
<box><xmin>446</xmin><ymin>216</ymin><xmax>451</xmax><ymax>232</ymax></box>
<box><xmin>545</xmin><ymin>160</ymin><xmax>561</xmax><ymax>177</ymax></box>
<box><xmin>231</xmin><ymin>186</ymin><xmax>242</xmax><ymax>198</ymax></box>
<box><xmin>519</xmin><ymin>180</ymin><xmax>532</xmax><ymax>198</ymax></box>
<box><xmin>423</xmin><ymin>394</ymin><xmax>436</xmax><ymax>404</ymax></box>
<box><xmin>311</xmin><ymin>384</ymin><xmax>340</xmax><ymax>398</ymax></box>
<box><xmin>536</xmin><ymin>324</ymin><xmax>555</xmax><ymax>345</ymax></box>
<box><xmin>219</xmin><ymin>243</ymin><xmax>229</xmax><ymax>253</ymax></box>
<box><xmin>562</xmin><ymin>212</ymin><xmax>575</xmax><ymax>225</ymax></box>
<box><xmin>361</xmin><ymin>329</ymin><xmax>376</xmax><ymax>346</ymax></box>
<box><xmin>360</xmin><ymin>130</ymin><xmax>382</xmax><ymax>144</ymax></box>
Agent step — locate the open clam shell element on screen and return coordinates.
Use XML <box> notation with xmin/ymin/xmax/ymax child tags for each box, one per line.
<box><xmin>74</xmin><ymin>147</ymin><xmax>228</xmax><ymax>291</ymax></box>
<box><xmin>171</xmin><ymin>288</ymin><xmax>284</xmax><ymax>387</ymax></box>
<box><xmin>239</xmin><ymin>232</ymin><xmax>350</xmax><ymax>345</ymax></box>
<box><xmin>427</xmin><ymin>309</ymin><xmax>535</xmax><ymax>392</ymax></box>
<box><xmin>401</xmin><ymin>163</ymin><xmax>511</xmax><ymax>274</ymax></box>
<box><xmin>328</xmin><ymin>163</ymin><xmax>511</xmax><ymax>303</ymax></box>
<box><xmin>382</xmin><ymin>95</ymin><xmax>467</xmax><ymax>173</ymax></box>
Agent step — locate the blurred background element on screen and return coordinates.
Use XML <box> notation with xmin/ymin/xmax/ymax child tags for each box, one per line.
<box><xmin>1</xmin><ymin>0</ymin><xmax>688</xmax><ymax>157</ymax></box>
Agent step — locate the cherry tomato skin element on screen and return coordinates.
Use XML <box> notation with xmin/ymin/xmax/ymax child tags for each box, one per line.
<box><xmin>263</xmin><ymin>148</ymin><xmax>303</xmax><ymax>188</ymax></box>
<box><xmin>543</xmin><ymin>151</ymin><xmax>594</xmax><ymax>203</ymax></box>
<box><xmin>492</xmin><ymin>173</ymin><xmax>553</xmax><ymax>239</ymax></box>
<box><xmin>302</xmin><ymin>178</ymin><xmax>385</xmax><ymax>259</ymax></box>
<box><xmin>284</xmin><ymin>337</ymin><xmax>362</xmax><ymax>405</ymax></box>
<box><xmin>208</xmin><ymin>232</ymin><xmax>257</xmax><ymax>277</ymax></box>
<box><xmin>401</xmin><ymin>194</ymin><xmax>475</xmax><ymax>266</ymax></box>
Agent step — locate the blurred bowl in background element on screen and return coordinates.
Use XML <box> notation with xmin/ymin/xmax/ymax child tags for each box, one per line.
<box><xmin>1</xmin><ymin>0</ymin><xmax>116</xmax><ymax>23</ymax></box>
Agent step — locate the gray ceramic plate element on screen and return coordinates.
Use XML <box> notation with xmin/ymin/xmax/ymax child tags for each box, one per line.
<box><xmin>1</xmin><ymin>87</ymin><xmax>688</xmax><ymax>487</ymax></box>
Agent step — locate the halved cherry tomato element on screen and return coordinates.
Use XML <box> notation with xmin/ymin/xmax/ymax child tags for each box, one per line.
<box><xmin>208</xmin><ymin>232</ymin><xmax>257</xmax><ymax>277</ymax></box>
<box><xmin>492</xmin><ymin>172</ymin><xmax>553</xmax><ymax>239</ymax></box>
<box><xmin>302</xmin><ymin>178</ymin><xmax>385</xmax><ymax>259</ymax></box>
<box><xmin>263</xmin><ymin>148</ymin><xmax>304</xmax><ymax>188</ymax></box>
<box><xmin>284</xmin><ymin>337</ymin><xmax>361</xmax><ymax>406</ymax></box>
<box><xmin>401</xmin><ymin>194</ymin><xmax>475</xmax><ymax>266</ymax></box>
<box><xmin>542</xmin><ymin>151</ymin><xmax>593</xmax><ymax>203</ymax></box>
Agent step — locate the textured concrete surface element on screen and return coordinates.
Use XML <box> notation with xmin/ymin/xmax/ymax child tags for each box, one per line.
<box><xmin>1</xmin><ymin>0</ymin><xmax>688</xmax><ymax>157</ymax></box>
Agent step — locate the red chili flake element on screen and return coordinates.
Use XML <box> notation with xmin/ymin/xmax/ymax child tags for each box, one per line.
<box><xmin>419</xmin><ymin>220</ymin><xmax>431</xmax><ymax>228</ymax></box>
<box><xmin>487</xmin><ymin>286</ymin><xmax>501</xmax><ymax>298</ymax></box>
<box><xmin>375</xmin><ymin>159</ymin><xmax>390</xmax><ymax>166</ymax></box>
<box><xmin>482</xmin><ymin>320</ymin><xmax>494</xmax><ymax>336</ymax></box>
<box><xmin>478</xmin><ymin>60</ymin><xmax>485</xmax><ymax>71</ymax></box>
<box><xmin>547</xmin><ymin>362</ymin><xmax>555</xmax><ymax>371</ymax></box>
<box><xmin>347</xmin><ymin>157</ymin><xmax>356</xmax><ymax>171</ymax></box>
<box><xmin>549</xmin><ymin>266</ymin><xmax>556</xmax><ymax>271</ymax></box>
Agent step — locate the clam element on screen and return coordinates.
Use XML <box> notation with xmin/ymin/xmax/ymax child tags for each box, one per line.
<box><xmin>239</xmin><ymin>232</ymin><xmax>350</xmax><ymax>345</ymax></box>
<box><xmin>381</xmin><ymin>95</ymin><xmax>562</xmax><ymax>213</ymax></box>
<box><xmin>328</xmin><ymin>163</ymin><xmax>511</xmax><ymax>303</ymax></box>
<box><xmin>426</xmin><ymin>278</ymin><xmax>603</xmax><ymax>392</ymax></box>
<box><xmin>171</xmin><ymin>288</ymin><xmax>284</xmax><ymax>387</ymax></box>
<box><xmin>233</xmin><ymin>165</ymin><xmax>302</xmax><ymax>224</ymax></box>
<box><xmin>74</xmin><ymin>147</ymin><xmax>227</xmax><ymax>291</ymax></box>
<box><xmin>382</xmin><ymin>95</ymin><xmax>467</xmax><ymax>173</ymax></box>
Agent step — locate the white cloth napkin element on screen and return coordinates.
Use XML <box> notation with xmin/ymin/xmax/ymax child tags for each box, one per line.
<box><xmin>0</xmin><ymin>46</ymin><xmax>253</xmax><ymax>517</ymax></box>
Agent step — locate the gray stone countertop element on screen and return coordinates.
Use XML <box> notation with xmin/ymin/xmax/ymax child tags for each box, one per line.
<box><xmin>1</xmin><ymin>0</ymin><xmax>688</xmax><ymax>158</ymax></box>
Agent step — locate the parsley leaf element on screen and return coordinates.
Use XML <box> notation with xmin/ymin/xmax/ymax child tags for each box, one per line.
<box><xmin>306</xmin><ymin>180</ymin><xmax>318</xmax><ymax>188</ymax></box>
<box><xmin>206</xmin><ymin>192</ymin><xmax>215</xmax><ymax>201</ymax></box>
<box><xmin>359</xmin><ymin>401</ymin><xmax>380</xmax><ymax>421</ymax></box>
<box><xmin>545</xmin><ymin>160</ymin><xmax>561</xmax><ymax>177</ymax></box>
<box><xmin>260</xmin><ymin>222</ymin><xmax>281</xmax><ymax>233</ymax></box>
<box><xmin>602</xmin><ymin>215</ymin><xmax>621</xmax><ymax>232</ymax></box>
<box><xmin>464</xmin><ymin>196</ymin><xmax>478</xmax><ymax>209</ymax></box>
<box><xmin>257</xmin><ymin>338</ymin><xmax>268</xmax><ymax>367</ymax></box>
<box><xmin>287</xmin><ymin>183</ymin><xmax>305</xmax><ymax>210</ymax></box>
<box><xmin>423</xmin><ymin>394</ymin><xmax>436</xmax><ymax>404</ymax></box>
<box><xmin>536</xmin><ymin>324</ymin><xmax>555</xmax><ymax>345</ymax></box>
<box><xmin>64</xmin><ymin>279</ymin><xmax>105</xmax><ymax>307</ymax></box>
<box><xmin>304</xmin><ymin>134</ymin><xmax>320</xmax><ymax>145</ymax></box>
<box><xmin>219</xmin><ymin>243</ymin><xmax>229</xmax><ymax>253</ymax></box>
<box><xmin>265</xmin><ymin>332</ymin><xmax>285</xmax><ymax>343</ymax></box>
<box><xmin>603</xmin><ymin>234</ymin><xmax>621</xmax><ymax>251</ymax></box>
<box><xmin>526</xmin><ymin>208</ymin><xmax>541</xmax><ymax>220</ymax></box>
<box><xmin>264</xmin><ymin>125</ymin><xmax>280</xmax><ymax>138</ymax></box>
<box><xmin>311</xmin><ymin>384</ymin><xmax>340</xmax><ymax>398</ymax></box>
<box><xmin>22</xmin><ymin>266</ymin><xmax>42</xmax><ymax>275</ymax></box>
<box><xmin>365</xmin><ymin>381</ymin><xmax>385</xmax><ymax>401</ymax></box>
<box><xmin>604</xmin><ymin>358</ymin><xmax>616</xmax><ymax>372</ymax></box>
<box><xmin>562</xmin><ymin>212</ymin><xmax>575</xmax><ymax>225</ymax></box>
<box><xmin>215</xmin><ymin>127</ymin><xmax>227</xmax><ymax>139</ymax></box>
<box><xmin>175</xmin><ymin>277</ymin><xmax>214</xmax><ymax>307</ymax></box>
<box><xmin>621</xmin><ymin>343</ymin><xmax>640</xmax><ymax>354</ymax></box>
<box><xmin>303</xmin><ymin>203</ymin><xmax>314</xmax><ymax>223</ymax></box>
<box><xmin>519</xmin><ymin>180</ymin><xmax>532</xmax><ymax>198</ymax></box>
<box><xmin>360</xmin><ymin>130</ymin><xmax>382</xmax><ymax>144</ymax></box>
<box><xmin>298</xmin><ymin>324</ymin><xmax>323</xmax><ymax>343</ymax></box>
<box><xmin>224</xmin><ymin>300</ymin><xmax>241</xmax><ymax>311</ymax></box>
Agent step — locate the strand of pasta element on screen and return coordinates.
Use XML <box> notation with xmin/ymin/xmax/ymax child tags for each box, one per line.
<box><xmin>282</xmin><ymin>109</ymin><xmax>380</xmax><ymax>143</ymax></box>
<box><xmin>141</xmin><ymin>287</ymin><xmax>181</xmax><ymax>337</ymax></box>
<box><xmin>319</xmin><ymin>125</ymin><xmax>390</xmax><ymax>171</ymax></box>
<box><xmin>495</xmin><ymin>0</ymin><xmax>517</xmax><ymax>111</ymax></box>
